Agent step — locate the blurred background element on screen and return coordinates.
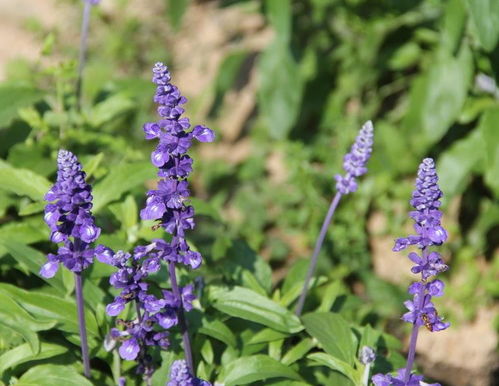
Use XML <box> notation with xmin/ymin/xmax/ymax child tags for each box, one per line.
<box><xmin>0</xmin><ymin>0</ymin><xmax>497</xmax><ymax>385</ymax></box>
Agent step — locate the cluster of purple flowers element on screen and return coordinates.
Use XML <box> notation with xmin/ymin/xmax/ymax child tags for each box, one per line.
<box><xmin>373</xmin><ymin>368</ymin><xmax>439</xmax><ymax>386</ymax></box>
<box><xmin>335</xmin><ymin>120</ymin><xmax>374</xmax><ymax>195</ymax></box>
<box><xmin>373</xmin><ymin>158</ymin><xmax>449</xmax><ymax>386</ymax></box>
<box><xmin>98</xmin><ymin>243</ymin><xmax>195</xmax><ymax>360</ymax></box>
<box><xmin>168</xmin><ymin>360</ymin><xmax>211</xmax><ymax>386</ymax></box>
<box><xmin>41</xmin><ymin>149</ymin><xmax>101</xmax><ymax>278</ymax></box>
<box><xmin>101</xmin><ymin>62</ymin><xmax>213</xmax><ymax>382</ymax></box>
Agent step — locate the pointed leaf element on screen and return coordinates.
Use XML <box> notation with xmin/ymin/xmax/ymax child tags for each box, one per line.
<box><xmin>302</xmin><ymin>312</ymin><xmax>355</xmax><ymax>364</ymax></box>
<box><xmin>223</xmin><ymin>355</ymin><xmax>302</xmax><ymax>385</ymax></box>
<box><xmin>209</xmin><ymin>286</ymin><xmax>303</xmax><ymax>333</ymax></box>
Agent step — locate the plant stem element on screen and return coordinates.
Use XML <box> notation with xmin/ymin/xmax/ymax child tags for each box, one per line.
<box><xmin>76</xmin><ymin>0</ymin><xmax>92</xmax><ymax>110</ymax></box>
<box><xmin>362</xmin><ymin>363</ymin><xmax>371</xmax><ymax>386</ymax></box>
<box><xmin>403</xmin><ymin>247</ymin><xmax>428</xmax><ymax>382</ymax></box>
<box><xmin>168</xmin><ymin>260</ymin><xmax>194</xmax><ymax>375</ymax></box>
<box><xmin>295</xmin><ymin>191</ymin><xmax>342</xmax><ymax>316</ymax></box>
<box><xmin>74</xmin><ymin>271</ymin><xmax>91</xmax><ymax>378</ymax></box>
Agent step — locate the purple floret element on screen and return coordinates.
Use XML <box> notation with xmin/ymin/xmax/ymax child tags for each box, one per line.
<box><xmin>372</xmin><ymin>368</ymin><xmax>440</xmax><ymax>386</ymax></box>
<box><xmin>373</xmin><ymin>158</ymin><xmax>449</xmax><ymax>385</ymax></box>
<box><xmin>168</xmin><ymin>360</ymin><xmax>211</xmax><ymax>386</ymax></box>
<box><xmin>335</xmin><ymin>120</ymin><xmax>374</xmax><ymax>194</ymax></box>
<box><xmin>393</xmin><ymin>159</ymin><xmax>448</xmax><ymax>251</ymax></box>
<box><xmin>41</xmin><ymin>150</ymin><xmax>103</xmax><ymax>277</ymax></box>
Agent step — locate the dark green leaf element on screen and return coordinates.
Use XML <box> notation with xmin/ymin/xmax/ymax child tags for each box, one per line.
<box><xmin>198</xmin><ymin>319</ymin><xmax>237</xmax><ymax>348</ymax></box>
<box><xmin>16</xmin><ymin>364</ymin><xmax>93</xmax><ymax>386</ymax></box>
<box><xmin>0</xmin><ymin>161</ymin><xmax>51</xmax><ymax>201</ymax></box>
<box><xmin>438</xmin><ymin>129</ymin><xmax>484</xmax><ymax>201</ymax></box>
<box><xmin>477</xmin><ymin>107</ymin><xmax>499</xmax><ymax>196</ymax></box>
<box><xmin>88</xmin><ymin>93</ymin><xmax>134</xmax><ymax>127</ymax></box>
<box><xmin>281</xmin><ymin>337</ymin><xmax>314</xmax><ymax>366</ymax></box>
<box><xmin>0</xmin><ymin>84</ymin><xmax>43</xmax><ymax>127</ymax></box>
<box><xmin>0</xmin><ymin>283</ymin><xmax>100</xmax><ymax>338</ymax></box>
<box><xmin>0</xmin><ymin>240</ymin><xmax>65</xmax><ymax>293</ymax></box>
<box><xmin>258</xmin><ymin>40</ymin><xmax>303</xmax><ymax>139</ymax></box>
<box><xmin>209</xmin><ymin>286</ymin><xmax>303</xmax><ymax>333</ymax></box>
<box><xmin>307</xmin><ymin>352</ymin><xmax>360</xmax><ymax>385</ymax></box>
<box><xmin>302</xmin><ymin>312</ymin><xmax>355</xmax><ymax>364</ymax></box>
<box><xmin>0</xmin><ymin>342</ymin><xmax>68</xmax><ymax>374</ymax></box>
<box><xmin>466</xmin><ymin>0</ymin><xmax>499</xmax><ymax>51</ymax></box>
<box><xmin>92</xmin><ymin>162</ymin><xmax>155</xmax><ymax>212</ymax></box>
<box><xmin>223</xmin><ymin>354</ymin><xmax>302</xmax><ymax>385</ymax></box>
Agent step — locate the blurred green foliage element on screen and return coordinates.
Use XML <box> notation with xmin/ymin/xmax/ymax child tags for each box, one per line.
<box><xmin>0</xmin><ymin>0</ymin><xmax>497</xmax><ymax>384</ymax></box>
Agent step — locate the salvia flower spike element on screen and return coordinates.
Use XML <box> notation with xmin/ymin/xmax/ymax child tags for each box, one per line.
<box><xmin>373</xmin><ymin>158</ymin><xmax>449</xmax><ymax>386</ymax></box>
<box><xmin>102</xmin><ymin>62</ymin><xmax>214</xmax><ymax>380</ymax></box>
<box><xmin>167</xmin><ymin>359</ymin><xmax>211</xmax><ymax>386</ymax></box>
<box><xmin>295</xmin><ymin>121</ymin><xmax>374</xmax><ymax>316</ymax></box>
<box><xmin>42</xmin><ymin>149</ymin><xmax>102</xmax><ymax>378</ymax></box>
<box><xmin>141</xmin><ymin>62</ymin><xmax>214</xmax><ymax>375</ymax></box>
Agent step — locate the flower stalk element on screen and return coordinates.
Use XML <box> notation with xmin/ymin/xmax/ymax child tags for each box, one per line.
<box><xmin>295</xmin><ymin>121</ymin><xmax>374</xmax><ymax>316</ymax></box>
<box><xmin>74</xmin><ymin>271</ymin><xmax>91</xmax><ymax>378</ymax></box>
<box><xmin>76</xmin><ymin>0</ymin><xmax>100</xmax><ymax>110</ymax></box>
<box><xmin>372</xmin><ymin>158</ymin><xmax>449</xmax><ymax>386</ymax></box>
<box><xmin>41</xmin><ymin>149</ymin><xmax>103</xmax><ymax>378</ymax></box>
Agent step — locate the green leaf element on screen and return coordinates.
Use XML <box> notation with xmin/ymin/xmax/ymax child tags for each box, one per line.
<box><xmin>466</xmin><ymin>0</ymin><xmax>499</xmax><ymax>51</ymax></box>
<box><xmin>0</xmin><ymin>162</ymin><xmax>51</xmax><ymax>201</ymax></box>
<box><xmin>477</xmin><ymin>107</ymin><xmax>499</xmax><ymax>196</ymax></box>
<box><xmin>438</xmin><ymin>129</ymin><xmax>485</xmax><ymax>201</ymax></box>
<box><xmin>0</xmin><ymin>341</ymin><xmax>68</xmax><ymax>374</ymax></box>
<box><xmin>302</xmin><ymin>312</ymin><xmax>355</xmax><ymax>364</ymax></box>
<box><xmin>0</xmin><ymin>240</ymin><xmax>66</xmax><ymax>292</ymax></box>
<box><xmin>81</xmin><ymin>152</ymin><xmax>104</xmax><ymax>179</ymax></box>
<box><xmin>265</xmin><ymin>0</ymin><xmax>291</xmax><ymax>42</ymax></box>
<box><xmin>0</xmin><ymin>319</ymin><xmax>39</xmax><ymax>356</ymax></box>
<box><xmin>258</xmin><ymin>39</ymin><xmax>303</xmax><ymax>139</ymax></box>
<box><xmin>441</xmin><ymin>0</ymin><xmax>467</xmax><ymax>53</ymax></box>
<box><xmin>405</xmin><ymin>44</ymin><xmax>473</xmax><ymax>146</ymax></box>
<box><xmin>307</xmin><ymin>352</ymin><xmax>360</xmax><ymax>385</ymax></box>
<box><xmin>421</xmin><ymin>45</ymin><xmax>472</xmax><ymax>143</ymax></box>
<box><xmin>0</xmin><ymin>283</ymin><xmax>99</xmax><ymax>338</ymax></box>
<box><xmin>247</xmin><ymin>328</ymin><xmax>289</xmax><ymax>345</ymax></box>
<box><xmin>16</xmin><ymin>364</ymin><xmax>93</xmax><ymax>386</ymax></box>
<box><xmin>198</xmin><ymin>319</ymin><xmax>237</xmax><ymax>348</ymax></box>
<box><xmin>92</xmin><ymin>162</ymin><xmax>155</xmax><ymax>212</ymax></box>
<box><xmin>223</xmin><ymin>355</ymin><xmax>302</xmax><ymax>385</ymax></box>
<box><xmin>0</xmin><ymin>84</ymin><xmax>43</xmax><ymax>127</ymax></box>
<box><xmin>281</xmin><ymin>337</ymin><xmax>314</xmax><ymax>366</ymax></box>
<box><xmin>18</xmin><ymin>201</ymin><xmax>45</xmax><ymax>216</ymax></box>
<box><xmin>166</xmin><ymin>0</ymin><xmax>191</xmax><ymax>30</ymax></box>
<box><xmin>88</xmin><ymin>93</ymin><xmax>134</xmax><ymax>127</ymax></box>
<box><xmin>209</xmin><ymin>286</ymin><xmax>303</xmax><ymax>334</ymax></box>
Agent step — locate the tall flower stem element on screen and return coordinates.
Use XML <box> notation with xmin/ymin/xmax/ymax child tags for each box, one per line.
<box><xmin>168</xmin><ymin>261</ymin><xmax>194</xmax><ymax>375</ymax></box>
<box><xmin>74</xmin><ymin>271</ymin><xmax>91</xmax><ymax>378</ymax></box>
<box><xmin>76</xmin><ymin>0</ymin><xmax>92</xmax><ymax>110</ymax></box>
<box><xmin>295</xmin><ymin>191</ymin><xmax>342</xmax><ymax>316</ymax></box>
<box><xmin>403</xmin><ymin>247</ymin><xmax>428</xmax><ymax>383</ymax></box>
<box><xmin>134</xmin><ymin>301</ymin><xmax>152</xmax><ymax>386</ymax></box>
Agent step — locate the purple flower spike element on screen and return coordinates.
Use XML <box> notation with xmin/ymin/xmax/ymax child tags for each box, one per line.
<box><xmin>296</xmin><ymin>121</ymin><xmax>375</xmax><ymax>316</ymax></box>
<box><xmin>167</xmin><ymin>360</ymin><xmax>211</xmax><ymax>386</ymax></box>
<box><xmin>41</xmin><ymin>150</ymin><xmax>104</xmax><ymax>276</ymax></box>
<box><xmin>42</xmin><ymin>149</ymin><xmax>106</xmax><ymax>378</ymax></box>
<box><xmin>373</xmin><ymin>158</ymin><xmax>448</xmax><ymax>385</ymax></box>
<box><xmin>335</xmin><ymin>120</ymin><xmax>374</xmax><ymax>194</ymax></box>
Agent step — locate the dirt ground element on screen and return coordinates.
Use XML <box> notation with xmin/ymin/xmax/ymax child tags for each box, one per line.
<box><xmin>0</xmin><ymin>1</ymin><xmax>497</xmax><ymax>385</ymax></box>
